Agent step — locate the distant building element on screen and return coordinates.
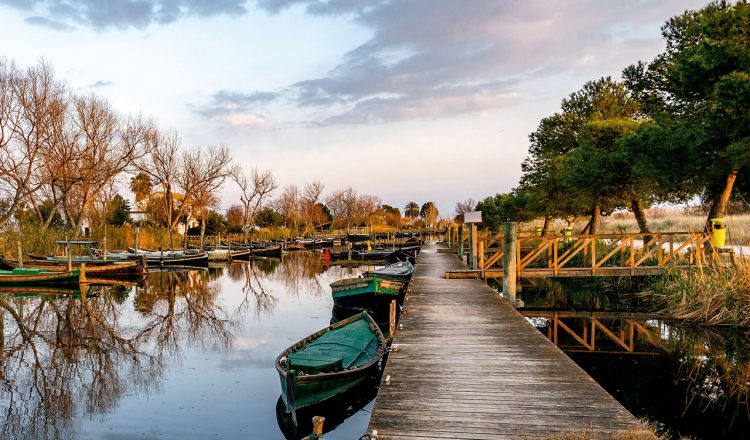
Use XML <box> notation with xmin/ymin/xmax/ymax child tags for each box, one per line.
<box><xmin>135</xmin><ymin>192</ymin><xmax>199</xmax><ymax>234</ymax></box>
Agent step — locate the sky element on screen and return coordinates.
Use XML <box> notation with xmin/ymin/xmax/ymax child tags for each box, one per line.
<box><xmin>0</xmin><ymin>0</ymin><xmax>709</xmax><ymax>217</ymax></box>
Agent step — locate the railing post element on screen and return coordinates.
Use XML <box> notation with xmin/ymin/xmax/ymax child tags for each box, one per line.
<box><xmin>478</xmin><ymin>239</ymin><xmax>485</xmax><ymax>271</ymax></box>
<box><xmin>502</xmin><ymin>222</ymin><xmax>517</xmax><ymax>305</ymax></box>
<box><xmin>457</xmin><ymin>224</ymin><xmax>464</xmax><ymax>259</ymax></box>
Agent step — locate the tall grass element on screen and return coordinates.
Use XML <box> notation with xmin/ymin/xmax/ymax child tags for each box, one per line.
<box><xmin>647</xmin><ymin>265</ymin><xmax>750</xmax><ymax>326</ymax></box>
<box><xmin>0</xmin><ymin>224</ymin><xmax>173</xmax><ymax>256</ymax></box>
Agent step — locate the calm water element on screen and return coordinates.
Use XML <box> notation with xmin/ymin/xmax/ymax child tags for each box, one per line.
<box><xmin>520</xmin><ymin>283</ymin><xmax>750</xmax><ymax>440</ymax></box>
<box><xmin>0</xmin><ymin>253</ymin><xmax>378</xmax><ymax>439</ymax></box>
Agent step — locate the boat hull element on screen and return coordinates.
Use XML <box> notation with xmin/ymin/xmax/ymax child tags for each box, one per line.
<box><xmin>275</xmin><ymin>312</ymin><xmax>385</xmax><ymax>418</ymax></box>
<box><xmin>0</xmin><ymin>268</ymin><xmax>80</xmax><ymax>285</ymax></box>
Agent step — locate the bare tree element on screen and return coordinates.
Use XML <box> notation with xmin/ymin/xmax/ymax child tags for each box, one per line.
<box><xmin>300</xmin><ymin>181</ymin><xmax>325</xmax><ymax>235</ymax></box>
<box><xmin>135</xmin><ymin>130</ymin><xmax>181</xmax><ymax>246</ymax></box>
<box><xmin>274</xmin><ymin>185</ymin><xmax>300</xmax><ymax>233</ymax></box>
<box><xmin>175</xmin><ymin>145</ymin><xmax>232</xmax><ymax>248</ymax></box>
<box><xmin>59</xmin><ymin>96</ymin><xmax>151</xmax><ymax>233</ymax></box>
<box><xmin>0</xmin><ymin>59</ymin><xmax>63</xmax><ymax>228</ymax></box>
<box><xmin>231</xmin><ymin>166</ymin><xmax>277</xmax><ymax>243</ymax></box>
<box><xmin>454</xmin><ymin>198</ymin><xmax>476</xmax><ymax>222</ymax></box>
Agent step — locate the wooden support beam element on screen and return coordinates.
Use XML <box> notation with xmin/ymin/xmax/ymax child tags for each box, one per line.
<box><xmin>502</xmin><ymin>222</ymin><xmax>517</xmax><ymax>304</ymax></box>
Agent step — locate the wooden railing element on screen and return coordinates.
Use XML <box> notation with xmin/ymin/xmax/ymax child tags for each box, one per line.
<box><xmin>476</xmin><ymin>232</ymin><xmax>712</xmax><ymax>273</ymax></box>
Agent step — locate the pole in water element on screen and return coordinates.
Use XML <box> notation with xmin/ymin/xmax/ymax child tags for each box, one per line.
<box><xmin>67</xmin><ymin>238</ymin><xmax>72</xmax><ymax>272</ymax></box>
<box><xmin>17</xmin><ymin>240</ymin><xmax>23</xmax><ymax>268</ymax></box>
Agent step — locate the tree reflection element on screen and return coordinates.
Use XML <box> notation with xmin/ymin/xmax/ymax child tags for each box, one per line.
<box><xmin>233</xmin><ymin>261</ymin><xmax>278</xmax><ymax>317</ymax></box>
<box><xmin>275</xmin><ymin>252</ymin><xmax>327</xmax><ymax>297</ymax></box>
<box><xmin>0</xmin><ymin>270</ymin><xmax>235</xmax><ymax>439</ymax></box>
<box><xmin>133</xmin><ymin>270</ymin><xmax>234</xmax><ymax>358</ymax></box>
<box><xmin>0</xmin><ymin>289</ymin><xmax>162</xmax><ymax>440</ymax></box>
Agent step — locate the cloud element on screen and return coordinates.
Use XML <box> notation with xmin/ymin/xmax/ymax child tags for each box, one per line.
<box><xmin>194</xmin><ymin>89</ymin><xmax>279</xmax><ymax>118</ymax></box>
<box><xmin>89</xmin><ymin>80</ymin><xmax>113</xmax><ymax>88</ymax></box>
<box><xmin>0</xmin><ymin>0</ymin><xmax>248</xmax><ymax>31</ymax></box>
<box><xmin>193</xmin><ymin>89</ymin><xmax>279</xmax><ymax>129</ymax></box>
<box><xmin>24</xmin><ymin>15</ymin><xmax>75</xmax><ymax>31</ymax></box>
<box><xmin>248</xmin><ymin>0</ymin><xmax>707</xmax><ymax>126</ymax></box>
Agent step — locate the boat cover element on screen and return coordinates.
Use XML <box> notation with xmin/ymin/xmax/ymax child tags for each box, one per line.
<box><xmin>288</xmin><ymin>319</ymin><xmax>378</xmax><ymax>374</ymax></box>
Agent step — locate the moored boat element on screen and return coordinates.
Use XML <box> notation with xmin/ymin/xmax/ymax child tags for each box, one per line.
<box><xmin>329</xmin><ymin>276</ymin><xmax>403</xmax><ymax>309</ymax></box>
<box><xmin>0</xmin><ymin>255</ymin><xmax>147</xmax><ymax>277</ymax></box>
<box><xmin>0</xmin><ymin>267</ymin><xmax>80</xmax><ymax>285</ymax></box>
<box><xmin>275</xmin><ymin>312</ymin><xmax>385</xmax><ymax>423</ymax></box>
<box><xmin>362</xmin><ymin>260</ymin><xmax>414</xmax><ymax>283</ymax></box>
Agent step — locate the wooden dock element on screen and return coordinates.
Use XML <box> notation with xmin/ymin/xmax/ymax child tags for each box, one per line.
<box><xmin>367</xmin><ymin>241</ymin><xmax>639</xmax><ymax>439</ymax></box>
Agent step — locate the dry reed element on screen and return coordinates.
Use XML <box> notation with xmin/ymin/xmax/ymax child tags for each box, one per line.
<box><xmin>647</xmin><ymin>264</ymin><xmax>750</xmax><ymax>326</ymax></box>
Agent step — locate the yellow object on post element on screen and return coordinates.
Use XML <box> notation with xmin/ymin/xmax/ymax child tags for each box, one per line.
<box><xmin>710</xmin><ymin>217</ymin><xmax>727</xmax><ymax>248</ymax></box>
<box><xmin>535</xmin><ymin>226</ymin><xmax>542</xmax><ymax>237</ymax></box>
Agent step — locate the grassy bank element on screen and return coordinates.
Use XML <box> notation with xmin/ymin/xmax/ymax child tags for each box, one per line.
<box><xmin>647</xmin><ymin>265</ymin><xmax>750</xmax><ymax>326</ymax></box>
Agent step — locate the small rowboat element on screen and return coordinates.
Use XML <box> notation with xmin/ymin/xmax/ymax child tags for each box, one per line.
<box><xmin>330</xmin><ymin>276</ymin><xmax>403</xmax><ymax>309</ymax></box>
<box><xmin>276</xmin><ymin>312</ymin><xmax>385</xmax><ymax>423</ymax></box>
<box><xmin>0</xmin><ymin>255</ymin><xmax>147</xmax><ymax>277</ymax></box>
<box><xmin>363</xmin><ymin>260</ymin><xmax>414</xmax><ymax>283</ymax></box>
<box><xmin>0</xmin><ymin>267</ymin><xmax>80</xmax><ymax>285</ymax></box>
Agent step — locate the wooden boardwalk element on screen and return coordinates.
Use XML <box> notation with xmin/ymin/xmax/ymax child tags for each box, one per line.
<box><xmin>367</xmin><ymin>242</ymin><xmax>638</xmax><ymax>439</ymax></box>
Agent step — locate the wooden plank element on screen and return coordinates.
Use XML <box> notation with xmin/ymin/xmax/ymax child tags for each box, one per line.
<box><xmin>367</xmin><ymin>241</ymin><xmax>639</xmax><ymax>439</ymax></box>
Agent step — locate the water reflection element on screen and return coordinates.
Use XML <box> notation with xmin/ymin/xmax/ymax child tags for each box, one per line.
<box><xmin>276</xmin><ymin>376</ymin><xmax>379</xmax><ymax>440</ymax></box>
<box><xmin>524</xmin><ymin>310</ymin><xmax>750</xmax><ymax>439</ymax></box>
<box><xmin>1</xmin><ymin>254</ymin><xmax>375</xmax><ymax>440</ymax></box>
<box><xmin>0</xmin><ymin>287</ymin><xmax>164</xmax><ymax>439</ymax></box>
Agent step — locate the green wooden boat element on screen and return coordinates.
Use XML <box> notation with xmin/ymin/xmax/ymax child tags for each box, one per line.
<box><xmin>0</xmin><ymin>267</ymin><xmax>80</xmax><ymax>285</ymax></box>
<box><xmin>329</xmin><ymin>276</ymin><xmax>403</xmax><ymax>309</ymax></box>
<box><xmin>275</xmin><ymin>312</ymin><xmax>385</xmax><ymax>424</ymax></box>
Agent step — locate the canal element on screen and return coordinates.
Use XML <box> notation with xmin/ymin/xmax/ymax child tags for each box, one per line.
<box><xmin>0</xmin><ymin>253</ymin><xmax>376</xmax><ymax>439</ymax></box>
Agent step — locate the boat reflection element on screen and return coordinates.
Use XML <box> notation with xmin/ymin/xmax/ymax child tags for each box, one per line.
<box><xmin>275</xmin><ymin>374</ymin><xmax>379</xmax><ymax>440</ymax></box>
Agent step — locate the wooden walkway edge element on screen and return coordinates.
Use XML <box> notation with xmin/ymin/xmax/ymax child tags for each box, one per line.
<box><xmin>367</xmin><ymin>241</ymin><xmax>639</xmax><ymax>439</ymax></box>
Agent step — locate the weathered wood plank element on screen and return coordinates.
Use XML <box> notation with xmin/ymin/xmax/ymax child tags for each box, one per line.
<box><xmin>367</xmin><ymin>241</ymin><xmax>639</xmax><ymax>439</ymax></box>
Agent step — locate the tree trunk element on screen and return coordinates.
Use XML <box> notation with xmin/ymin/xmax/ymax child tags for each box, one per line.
<box><xmin>165</xmin><ymin>184</ymin><xmax>174</xmax><ymax>249</ymax></box>
<box><xmin>200</xmin><ymin>215</ymin><xmax>206</xmax><ymax>249</ymax></box>
<box><xmin>631</xmin><ymin>199</ymin><xmax>650</xmax><ymax>233</ymax></box>
<box><xmin>588</xmin><ymin>205</ymin><xmax>602</xmax><ymax>235</ymax></box>
<box><xmin>541</xmin><ymin>217</ymin><xmax>551</xmax><ymax>236</ymax></box>
<box><xmin>581</xmin><ymin>218</ymin><xmax>591</xmax><ymax>234</ymax></box>
<box><xmin>706</xmin><ymin>170</ymin><xmax>738</xmax><ymax>231</ymax></box>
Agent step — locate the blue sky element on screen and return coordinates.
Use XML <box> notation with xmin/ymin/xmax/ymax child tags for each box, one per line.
<box><xmin>0</xmin><ymin>0</ymin><xmax>708</xmax><ymax>216</ymax></box>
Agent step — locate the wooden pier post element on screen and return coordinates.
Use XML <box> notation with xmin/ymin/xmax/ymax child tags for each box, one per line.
<box><xmin>389</xmin><ymin>300</ymin><xmax>397</xmax><ymax>339</ymax></box>
<box><xmin>457</xmin><ymin>224</ymin><xmax>464</xmax><ymax>259</ymax></box>
<box><xmin>502</xmin><ymin>222</ymin><xmax>517</xmax><ymax>304</ymax></box>
<box><xmin>446</xmin><ymin>225</ymin><xmax>452</xmax><ymax>248</ymax></box>
<box><xmin>302</xmin><ymin>416</ymin><xmax>325</xmax><ymax>440</ymax></box>
<box><xmin>469</xmin><ymin>223</ymin><xmax>477</xmax><ymax>270</ymax></box>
